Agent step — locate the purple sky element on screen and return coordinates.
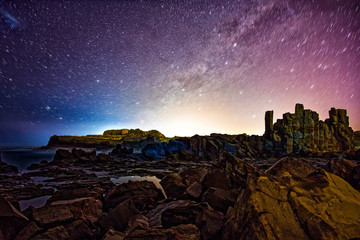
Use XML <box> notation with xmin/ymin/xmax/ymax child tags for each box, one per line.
<box><xmin>0</xmin><ymin>0</ymin><xmax>359</xmax><ymax>145</ymax></box>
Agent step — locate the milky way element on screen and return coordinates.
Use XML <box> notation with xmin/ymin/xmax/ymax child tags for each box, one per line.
<box><xmin>0</xmin><ymin>0</ymin><xmax>359</xmax><ymax>145</ymax></box>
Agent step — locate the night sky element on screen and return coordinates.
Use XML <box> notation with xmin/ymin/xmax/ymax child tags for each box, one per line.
<box><xmin>0</xmin><ymin>0</ymin><xmax>359</xmax><ymax>146</ymax></box>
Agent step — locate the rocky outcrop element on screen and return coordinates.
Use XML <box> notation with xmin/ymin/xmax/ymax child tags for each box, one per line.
<box><xmin>47</xmin><ymin>105</ymin><xmax>356</xmax><ymax>161</ymax></box>
<box><xmin>48</xmin><ymin>128</ymin><xmax>166</xmax><ymax>148</ymax></box>
<box><xmin>265</xmin><ymin>104</ymin><xmax>355</xmax><ymax>154</ymax></box>
<box><xmin>2</xmin><ymin>149</ymin><xmax>360</xmax><ymax>240</ymax></box>
<box><xmin>223</xmin><ymin>156</ymin><xmax>360</xmax><ymax>240</ymax></box>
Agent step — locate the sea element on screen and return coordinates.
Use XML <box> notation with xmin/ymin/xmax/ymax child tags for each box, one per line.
<box><xmin>1</xmin><ymin>146</ymin><xmax>166</xmax><ymax>211</ymax></box>
<box><xmin>1</xmin><ymin>147</ymin><xmax>56</xmax><ymax>170</ymax></box>
<box><xmin>0</xmin><ymin>146</ymin><xmax>113</xmax><ymax>170</ymax></box>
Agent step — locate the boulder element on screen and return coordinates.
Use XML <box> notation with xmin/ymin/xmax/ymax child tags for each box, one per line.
<box><xmin>160</xmin><ymin>173</ymin><xmax>186</xmax><ymax>199</ymax></box>
<box><xmin>185</xmin><ymin>182</ymin><xmax>203</xmax><ymax>199</ymax></box>
<box><xmin>223</xmin><ymin>174</ymin><xmax>309</xmax><ymax>240</ymax></box>
<box><xmin>224</xmin><ymin>158</ymin><xmax>360</xmax><ymax>240</ymax></box>
<box><xmin>147</xmin><ymin>200</ymin><xmax>223</xmax><ymax>240</ymax></box>
<box><xmin>216</xmin><ymin>152</ymin><xmax>258</xmax><ymax>186</ymax></box>
<box><xmin>0</xmin><ymin>195</ymin><xmax>29</xmax><ymax>240</ymax></box>
<box><xmin>104</xmin><ymin>180</ymin><xmax>163</xmax><ymax>211</ymax></box>
<box><xmin>289</xmin><ymin>170</ymin><xmax>360</xmax><ymax>239</ymax></box>
<box><xmin>71</xmin><ymin>148</ymin><xmax>87</xmax><ymax>158</ymax></box>
<box><xmin>32</xmin><ymin>197</ymin><xmax>102</xmax><ymax>227</ymax></box>
<box><xmin>99</xmin><ymin>199</ymin><xmax>139</xmax><ymax>232</ymax></box>
<box><xmin>32</xmin><ymin>205</ymin><xmax>71</xmax><ymax>226</ymax></box>
<box><xmin>53</xmin><ymin>149</ymin><xmax>72</xmax><ymax>161</ymax></box>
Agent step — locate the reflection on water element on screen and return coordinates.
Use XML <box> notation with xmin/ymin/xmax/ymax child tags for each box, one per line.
<box><xmin>110</xmin><ymin>176</ymin><xmax>167</xmax><ymax>199</ymax></box>
<box><xmin>18</xmin><ymin>195</ymin><xmax>51</xmax><ymax>211</ymax></box>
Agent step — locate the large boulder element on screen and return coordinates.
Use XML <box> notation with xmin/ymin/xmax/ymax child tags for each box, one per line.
<box><xmin>0</xmin><ymin>195</ymin><xmax>29</xmax><ymax>240</ymax></box>
<box><xmin>146</xmin><ymin>200</ymin><xmax>223</xmax><ymax>240</ymax></box>
<box><xmin>53</xmin><ymin>149</ymin><xmax>73</xmax><ymax>161</ymax></box>
<box><xmin>223</xmin><ymin>157</ymin><xmax>360</xmax><ymax>240</ymax></box>
<box><xmin>160</xmin><ymin>173</ymin><xmax>186</xmax><ymax>199</ymax></box>
<box><xmin>32</xmin><ymin>197</ymin><xmax>102</xmax><ymax>227</ymax></box>
<box><xmin>99</xmin><ymin>199</ymin><xmax>139</xmax><ymax>232</ymax></box>
<box><xmin>223</xmin><ymin>174</ymin><xmax>308</xmax><ymax>239</ymax></box>
<box><xmin>104</xmin><ymin>181</ymin><xmax>163</xmax><ymax>211</ymax></box>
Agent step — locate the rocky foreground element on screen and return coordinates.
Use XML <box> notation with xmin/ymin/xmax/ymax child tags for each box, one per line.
<box><xmin>1</xmin><ymin>148</ymin><xmax>360</xmax><ymax>240</ymax></box>
<box><xmin>1</xmin><ymin>104</ymin><xmax>360</xmax><ymax>239</ymax></box>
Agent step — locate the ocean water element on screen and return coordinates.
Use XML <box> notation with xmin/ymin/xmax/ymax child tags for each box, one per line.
<box><xmin>0</xmin><ymin>146</ymin><xmax>114</xmax><ymax>170</ymax></box>
<box><xmin>1</xmin><ymin>147</ymin><xmax>57</xmax><ymax>170</ymax></box>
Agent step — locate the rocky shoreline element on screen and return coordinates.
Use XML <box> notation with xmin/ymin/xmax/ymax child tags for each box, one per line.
<box><xmin>1</xmin><ymin>147</ymin><xmax>360</xmax><ymax>240</ymax></box>
<box><xmin>1</xmin><ymin>104</ymin><xmax>360</xmax><ymax>240</ymax></box>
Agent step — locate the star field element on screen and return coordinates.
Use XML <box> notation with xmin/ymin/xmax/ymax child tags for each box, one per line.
<box><xmin>0</xmin><ymin>0</ymin><xmax>359</xmax><ymax>145</ymax></box>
